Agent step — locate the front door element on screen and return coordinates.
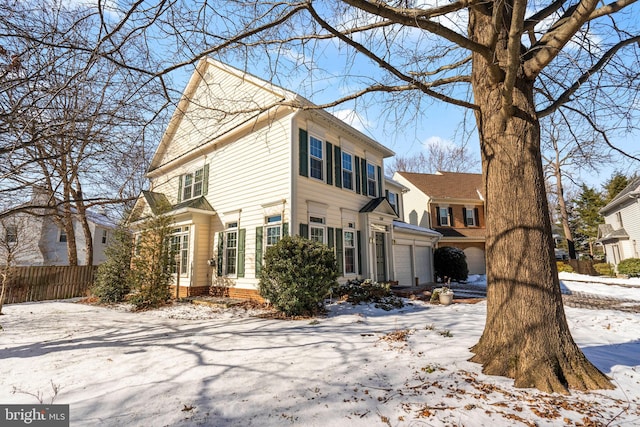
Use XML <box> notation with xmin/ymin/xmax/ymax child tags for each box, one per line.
<box><xmin>375</xmin><ymin>232</ymin><xmax>387</xmax><ymax>282</ymax></box>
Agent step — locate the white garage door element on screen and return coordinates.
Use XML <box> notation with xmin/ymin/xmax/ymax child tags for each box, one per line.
<box><xmin>415</xmin><ymin>246</ymin><xmax>432</xmax><ymax>285</ymax></box>
<box><xmin>394</xmin><ymin>245</ymin><xmax>413</xmax><ymax>286</ymax></box>
<box><xmin>464</xmin><ymin>247</ymin><xmax>486</xmax><ymax>275</ymax></box>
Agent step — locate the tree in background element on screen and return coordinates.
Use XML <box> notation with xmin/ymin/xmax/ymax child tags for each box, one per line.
<box><xmin>571</xmin><ymin>185</ymin><xmax>606</xmax><ymax>257</ymax></box>
<box><xmin>92</xmin><ymin>224</ymin><xmax>134</xmax><ymax>304</ymax></box>
<box><xmin>603</xmin><ymin>172</ymin><xmax>631</xmax><ymax>203</ymax></box>
<box><xmin>542</xmin><ymin>113</ymin><xmax>613</xmax><ymax>260</ymax></box>
<box><xmin>388</xmin><ymin>139</ymin><xmax>480</xmax><ymax>175</ymax></box>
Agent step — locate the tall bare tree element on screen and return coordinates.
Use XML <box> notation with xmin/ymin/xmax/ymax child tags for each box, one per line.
<box><xmin>4</xmin><ymin>0</ymin><xmax>640</xmax><ymax>393</ymax></box>
<box><xmin>389</xmin><ymin>138</ymin><xmax>480</xmax><ymax>174</ymax></box>
<box><xmin>542</xmin><ymin>113</ymin><xmax>614</xmax><ymax>259</ymax></box>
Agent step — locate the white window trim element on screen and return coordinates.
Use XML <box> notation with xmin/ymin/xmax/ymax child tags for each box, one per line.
<box><xmin>309</xmin><ymin>216</ymin><xmax>326</xmax><ymax>244</ymax></box>
<box><xmin>182</xmin><ymin>166</ymin><xmax>205</xmax><ymax>201</ymax></box>
<box><xmin>342</xmin><ymin>151</ymin><xmax>354</xmax><ymax>191</ymax></box>
<box><xmin>170</xmin><ymin>226</ymin><xmax>190</xmax><ymax>276</ymax></box>
<box><xmin>224</xmin><ymin>222</ymin><xmax>239</xmax><ymax>277</ymax></box>
<box><xmin>366</xmin><ymin>162</ymin><xmax>377</xmax><ymax>197</ymax></box>
<box><xmin>439</xmin><ymin>207</ymin><xmax>450</xmax><ymax>226</ymax></box>
<box><xmin>309</xmin><ymin>134</ymin><xmax>324</xmax><ymax>182</ymax></box>
<box><xmin>465</xmin><ymin>207</ymin><xmax>476</xmax><ymax>226</ymax></box>
<box><xmin>265</xmin><ymin>214</ymin><xmax>283</xmax><ymax>248</ymax></box>
<box><xmin>343</xmin><ymin>228</ymin><xmax>357</xmax><ymax>275</ymax></box>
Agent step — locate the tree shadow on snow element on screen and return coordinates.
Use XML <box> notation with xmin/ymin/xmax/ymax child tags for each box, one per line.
<box><xmin>582</xmin><ymin>340</ymin><xmax>640</xmax><ymax>372</ymax></box>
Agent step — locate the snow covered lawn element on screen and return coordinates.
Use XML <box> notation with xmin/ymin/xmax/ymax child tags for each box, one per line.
<box><xmin>1</xmin><ymin>274</ymin><xmax>639</xmax><ymax>426</ymax></box>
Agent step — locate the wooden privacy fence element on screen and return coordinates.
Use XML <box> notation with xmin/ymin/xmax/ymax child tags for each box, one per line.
<box><xmin>2</xmin><ymin>265</ymin><xmax>97</xmax><ymax>304</ymax></box>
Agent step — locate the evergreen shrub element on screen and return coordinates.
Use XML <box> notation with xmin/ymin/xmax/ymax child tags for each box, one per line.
<box><xmin>259</xmin><ymin>236</ymin><xmax>338</xmax><ymax>316</ymax></box>
<box><xmin>434</xmin><ymin>246</ymin><xmax>468</xmax><ymax>282</ymax></box>
<box><xmin>92</xmin><ymin>226</ymin><xmax>133</xmax><ymax>303</ymax></box>
<box><xmin>617</xmin><ymin>258</ymin><xmax>640</xmax><ymax>277</ymax></box>
<box><xmin>593</xmin><ymin>262</ymin><xmax>615</xmax><ymax>277</ymax></box>
<box><xmin>556</xmin><ymin>261</ymin><xmax>574</xmax><ymax>273</ymax></box>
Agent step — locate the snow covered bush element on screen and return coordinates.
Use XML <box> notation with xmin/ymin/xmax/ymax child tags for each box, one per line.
<box><xmin>434</xmin><ymin>246</ymin><xmax>468</xmax><ymax>282</ymax></box>
<box><xmin>92</xmin><ymin>225</ymin><xmax>133</xmax><ymax>303</ymax></box>
<box><xmin>259</xmin><ymin>235</ymin><xmax>338</xmax><ymax>316</ymax></box>
<box><xmin>334</xmin><ymin>279</ymin><xmax>404</xmax><ymax>310</ymax></box>
<box><xmin>617</xmin><ymin>258</ymin><xmax>640</xmax><ymax>277</ymax></box>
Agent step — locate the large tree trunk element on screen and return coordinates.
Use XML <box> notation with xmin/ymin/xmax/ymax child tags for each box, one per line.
<box><xmin>468</xmin><ymin>7</ymin><xmax>612</xmax><ymax>394</ymax></box>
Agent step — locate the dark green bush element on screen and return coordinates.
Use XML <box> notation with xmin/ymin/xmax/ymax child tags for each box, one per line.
<box><xmin>434</xmin><ymin>246</ymin><xmax>468</xmax><ymax>282</ymax></box>
<box><xmin>92</xmin><ymin>226</ymin><xmax>133</xmax><ymax>303</ymax></box>
<box><xmin>593</xmin><ymin>262</ymin><xmax>615</xmax><ymax>277</ymax></box>
<box><xmin>556</xmin><ymin>261</ymin><xmax>574</xmax><ymax>273</ymax></box>
<box><xmin>259</xmin><ymin>235</ymin><xmax>338</xmax><ymax>316</ymax></box>
<box><xmin>334</xmin><ymin>279</ymin><xmax>404</xmax><ymax>310</ymax></box>
<box><xmin>617</xmin><ymin>258</ymin><xmax>640</xmax><ymax>277</ymax></box>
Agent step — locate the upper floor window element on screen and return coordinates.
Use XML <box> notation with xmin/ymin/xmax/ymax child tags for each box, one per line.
<box><xmin>180</xmin><ymin>165</ymin><xmax>209</xmax><ymax>202</ymax></box>
<box><xmin>59</xmin><ymin>228</ymin><xmax>68</xmax><ymax>243</ymax></box>
<box><xmin>616</xmin><ymin>212</ymin><xmax>623</xmax><ymax>228</ymax></box>
<box><xmin>265</xmin><ymin>215</ymin><xmax>282</xmax><ymax>248</ymax></box>
<box><xmin>438</xmin><ymin>207</ymin><xmax>451</xmax><ymax>226</ymax></box>
<box><xmin>101</xmin><ymin>229</ymin><xmax>108</xmax><ymax>244</ymax></box>
<box><xmin>387</xmin><ymin>192</ymin><xmax>398</xmax><ymax>214</ymax></box>
<box><xmin>366</xmin><ymin>163</ymin><xmax>377</xmax><ymax>197</ymax></box>
<box><xmin>309</xmin><ymin>136</ymin><xmax>324</xmax><ymax>181</ymax></box>
<box><xmin>309</xmin><ymin>216</ymin><xmax>325</xmax><ymax>244</ymax></box>
<box><xmin>464</xmin><ymin>208</ymin><xmax>476</xmax><ymax>226</ymax></box>
<box><xmin>342</xmin><ymin>152</ymin><xmax>353</xmax><ymax>190</ymax></box>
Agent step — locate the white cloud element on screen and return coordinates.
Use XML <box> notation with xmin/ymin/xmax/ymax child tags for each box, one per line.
<box><xmin>331</xmin><ymin>109</ymin><xmax>373</xmax><ymax>133</ymax></box>
<box><xmin>422</xmin><ymin>135</ymin><xmax>454</xmax><ymax>149</ymax></box>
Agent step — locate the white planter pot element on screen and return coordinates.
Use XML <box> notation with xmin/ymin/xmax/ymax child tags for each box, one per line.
<box><xmin>439</xmin><ymin>293</ymin><xmax>454</xmax><ymax>305</ymax></box>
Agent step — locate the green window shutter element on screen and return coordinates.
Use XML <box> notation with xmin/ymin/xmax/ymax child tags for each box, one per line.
<box><xmin>448</xmin><ymin>207</ymin><xmax>454</xmax><ymax>227</ymax></box>
<box><xmin>474</xmin><ymin>208</ymin><xmax>480</xmax><ymax>226</ymax></box>
<box><xmin>237</xmin><ymin>228</ymin><xmax>246</xmax><ymax>278</ymax></box>
<box><xmin>377</xmin><ymin>166</ymin><xmax>382</xmax><ymax>197</ymax></box>
<box><xmin>328</xmin><ymin>227</ymin><xmax>335</xmax><ymax>249</ymax></box>
<box><xmin>436</xmin><ymin>206</ymin><xmax>441</xmax><ymax>226</ymax></box>
<box><xmin>334</xmin><ymin>146</ymin><xmax>342</xmax><ymax>188</ymax></box>
<box><xmin>202</xmin><ymin>164</ymin><xmax>210</xmax><ymax>196</ymax></box>
<box><xmin>299</xmin><ymin>223</ymin><xmax>308</xmax><ymax>238</ymax></box>
<box><xmin>326</xmin><ymin>141</ymin><xmax>333</xmax><ymax>186</ymax></box>
<box><xmin>177</xmin><ymin>175</ymin><xmax>183</xmax><ymax>203</ymax></box>
<box><xmin>283</xmin><ymin>222</ymin><xmax>289</xmax><ymax>236</ymax></box>
<box><xmin>255</xmin><ymin>226</ymin><xmax>264</xmax><ymax>278</ymax></box>
<box><xmin>336</xmin><ymin>228</ymin><xmax>344</xmax><ymax>275</ymax></box>
<box><xmin>299</xmin><ymin>128</ymin><xmax>308</xmax><ymax>177</ymax></box>
<box><xmin>357</xmin><ymin>230</ymin><xmax>362</xmax><ymax>275</ymax></box>
<box><xmin>217</xmin><ymin>231</ymin><xmax>223</xmax><ymax>276</ymax></box>
<box><xmin>361</xmin><ymin>158</ymin><xmax>367</xmax><ymax>195</ymax></box>
<box><xmin>463</xmin><ymin>207</ymin><xmax>468</xmax><ymax>226</ymax></box>
<box><xmin>354</xmin><ymin>156</ymin><xmax>361</xmax><ymax>194</ymax></box>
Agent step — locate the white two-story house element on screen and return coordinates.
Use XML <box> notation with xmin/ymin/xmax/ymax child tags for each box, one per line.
<box><xmin>129</xmin><ymin>58</ymin><xmax>440</xmax><ymax>299</ymax></box>
<box><xmin>598</xmin><ymin>175</ymin><xmax>640</xmax><ymax>268</ymax></box>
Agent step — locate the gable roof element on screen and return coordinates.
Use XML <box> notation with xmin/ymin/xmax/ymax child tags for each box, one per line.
<box><xmin>597</xmin><ymin>223</ymin><xmax>629</xmax><ymax>243</ymax></box>
<box><xmin>359</xmin><ymin>197</ymin><xmax>398</xmax><ymax>216</ymax></box>
<box><xmin>129</xmin><ymin>191</ymin><xmax>215</xmax><ymax>223</ymax></box>
<box><xmin>148</xmin><ymin>58</ymin><xmax>394</xmax><ymax>175</ymax></box>
<box><xmin>396</xmin><ymin>171</ymin><xmax>484</xmax><ymax>201</ymax></box>
<box><xmin>600</xmin><ymin>175</ymin><xmax>640</xmax><ymax>215</ymax></box>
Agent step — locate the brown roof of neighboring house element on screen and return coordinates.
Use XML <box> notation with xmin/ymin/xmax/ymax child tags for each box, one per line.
<box><xmin>435</xmin><ymin>227</ymin><xmax>486</xmax><ymax>239</ymax></box>
<box><xmin>397</xmin><ymin>171</ymin><xmax>484</xmax><ymax>200</ymax></box>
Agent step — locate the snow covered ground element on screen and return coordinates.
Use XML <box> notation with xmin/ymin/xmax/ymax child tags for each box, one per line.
<box><xmin>1</xmin><ymin>274</ymin><xmax>639</xmax><ymax>426</ymax></box>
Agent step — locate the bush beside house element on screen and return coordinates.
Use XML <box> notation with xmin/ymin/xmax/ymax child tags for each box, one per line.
<box><xmin>434</xmin><ymin>246</ymin><xmax>469</xmax><ymax>282</ymax></box>
<box><xmin>259</xmin><ymin>236</ymin><xmax>338</xmax><ymax>316</ymax></box>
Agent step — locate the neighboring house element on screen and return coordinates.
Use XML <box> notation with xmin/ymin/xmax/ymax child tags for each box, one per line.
<box><xmin>598</xmin><ymin>176</ymin><xmax>640</xmax><ymax>268</ymax></box>
<box><xmin>0</xmin><ymin>187</ymin><xmax>116</xmax><ymax>266</ymax></box>
<box><xmin>392</xmin><ymin>171</ymin><xmax>486</xmax><ymax>275</ymax></box>
<box><xmin>129</xmin><ymin>58</ymin><xmax>440</xmax><ymax>299</ymax></box>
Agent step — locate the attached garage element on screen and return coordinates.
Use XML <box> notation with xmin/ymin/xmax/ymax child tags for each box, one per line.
<box><xmin>464</xmin><ymin>247</ymin><xmax>486</xmax><ymax>275</ymax></box>
<box><xmin>392</xmin><ymin>221</ymin><xmax>440</xmax><ymax>286</ymax></box>
<box><xmin>394</xmin><ymin>245</ymin><xmax>413</xmax><ymax>286</ymax></box>
<box><xmin>415</xmin><ymin>246</ymin><xmax>432</xmax><ymax>284</ymax></box>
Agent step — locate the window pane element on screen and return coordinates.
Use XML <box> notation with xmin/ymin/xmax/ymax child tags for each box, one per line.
<box><xmin>193</xmin><ymin>181</ymin><xmax>203</xmax><ymax>197</ymax></box>
<box><xmin>226</xmin><ymin>231</ymin><xmax>237</xmax><ymax>275</ymax></box>
<box><xmin>345</xmin><ymin>247</ymin><xmax>355</xmax><ymax>274</ymax></box>
<box><xmin>310</xmin><ymin>226</ymin><xmax>324</xmax><ymax>243</ymax></box>
<box><xmin>310</xmin><ymin>158</ymin><xmax>323</xmax><ymax>180</ymax></box>
<box><xmin>266</xmin><ymin>225</ymin><xmax>281</xmax><ymax>246</ymax></box>
<box><xmin>344</xmin><ymin>231</ymin><xmax>354</xmax><ymax>247</ymax></box>
<box><xmin>310</xmin><ymin>136</ymin><xmax>323</xmax><ymax>158</ymax></box>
